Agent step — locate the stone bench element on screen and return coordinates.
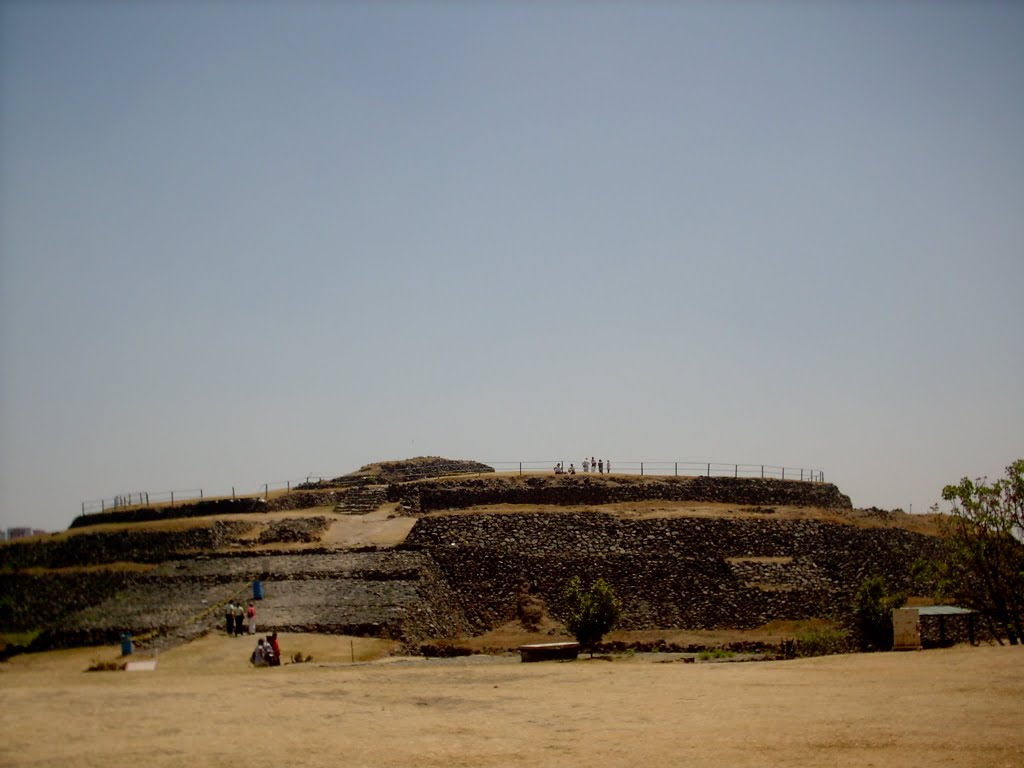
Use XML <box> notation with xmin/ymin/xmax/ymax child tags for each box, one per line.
<box><xmin>518</xmin><ymin>642</ymin><xmax>580</xmax><ymax>662</ymax></box>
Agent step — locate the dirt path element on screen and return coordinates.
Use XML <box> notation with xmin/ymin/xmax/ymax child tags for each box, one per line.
<box><xmin>1</xmin><ymin>640</ymin><xmax>1020</xmax><ymax>768</ymax></box>
<box><xmin>320</xmin><ymin>504</ymin><xmax>416</xmax><ymax>548</ymax></box>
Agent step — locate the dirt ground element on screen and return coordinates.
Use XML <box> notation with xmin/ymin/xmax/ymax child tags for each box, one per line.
<box><xmin>1</xmin><ymin>638</ymin><xmax>1020</xmax><ymax>768</ymax></box>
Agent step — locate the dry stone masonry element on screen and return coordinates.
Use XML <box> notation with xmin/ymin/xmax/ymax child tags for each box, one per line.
<box><xmin>1</xmin><ymin>471</ymin><xmax>943</xmax><ymax>653</ymax></box>
<box><xmin>404</xmin><ymin>511</ymin><xmax>943</xmax><ymax>633</ymax></box>
<box><xmin>389</xmin><ymin>475</ymin><xmax>852</xmax><ymax>514</ymax></box>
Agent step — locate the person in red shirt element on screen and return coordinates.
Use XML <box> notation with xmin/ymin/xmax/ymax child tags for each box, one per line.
<box><xmin>270</xmin><ymin>632</ymin><xmax>281</xmax><ymax>661</ymax></box>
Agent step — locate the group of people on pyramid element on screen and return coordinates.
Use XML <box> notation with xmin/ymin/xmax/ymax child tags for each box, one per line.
<box><xmin>554</xmin><ymin>457</ymin><xmax>611</xmax><ymax>475</ymax></box>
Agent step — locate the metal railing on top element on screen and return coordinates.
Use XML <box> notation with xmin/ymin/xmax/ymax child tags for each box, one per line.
<box><xmin>79</xmin><ymin>474</ymin><xmax>335</xmax><ymax>515</ymax></box>
<box><xmin>481</xmin><ymin>461</ymin><xmax>823</xmax><ymax>482</ymax></box>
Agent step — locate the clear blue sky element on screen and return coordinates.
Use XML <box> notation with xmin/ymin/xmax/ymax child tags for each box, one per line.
<box><xmin>2</xmin><ymin>1</ymin><xmax>1022</xmax><ymax>531</ymax></box>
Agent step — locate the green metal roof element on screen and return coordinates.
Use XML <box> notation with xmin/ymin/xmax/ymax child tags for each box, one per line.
<box><xmin>914</xmin><ymin>605</ymin><xmax>974</xmax><ymax>616</ymax></box>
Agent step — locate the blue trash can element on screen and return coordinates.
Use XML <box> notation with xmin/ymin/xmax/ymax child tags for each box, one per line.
<box><xmin>120</xmin><ymin>633</ymin><xmax>133</xmax><ymax>656</ymax></box>
<box><xmin>253</xmin><ymin>579</ymin><xmax>264</xmax><ymax>600</ymax></box>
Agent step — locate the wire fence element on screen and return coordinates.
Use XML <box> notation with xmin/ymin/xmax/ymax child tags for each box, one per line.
<box><xmin>80</xmin><ymin>461</ymin><xmax>825</xmax><ymax>515</ymax></box>
<box><xmin>79</xmin><ymin>474</ymin><xmax>335</xmax><ymax>515</ymax></box>
<box><xmin>482</xmin><ymin>461</ymin><xmax>823</xmax><ymax>482</ymax></box>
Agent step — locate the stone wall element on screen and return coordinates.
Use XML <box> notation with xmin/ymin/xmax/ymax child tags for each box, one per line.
<box><xmin>298</xmin><ymin>457</ymin><xmax>495</xmax><ymax>490</ymax></box>
<box><xmin>68</xmin><ymin>492</ymin><xmax>341</xmax><ymax>530</ymax></box>
<box><xmin>1</xmin><ymin>549</ymin><xmax>471</xmax><ymax>650</ymax></box>
<box><xmin>0</xmin><ymin>476</ymin><xmax>948</xmax><ymax>653</ymax></box>
<box><xmin>0</xmin><ymin>518</ymin><xmax>331</xmax><ymax>571</ymax></box>
<box><xmin>404</xmin><ymin>511</ymin><xmax>942</xmax><ymax>633</ymax></box>
<box><xmin>69</xmin><ymin>498</ymin><xmax>271</xmax><ymax>529</ymax></box>
<box><xmin>389</xmin><ymin>475</ymin><xmax>852</xmax><ymax>513</ymax></box>
<box><xmin>0</xmin><ymin>571</ymin><xmax>143</xmax><ymax>632</ymax></box>
<box><xmin>0</xmin><ymin>520</ymin><xmax>256</xmax><ymax>570</ymax></box>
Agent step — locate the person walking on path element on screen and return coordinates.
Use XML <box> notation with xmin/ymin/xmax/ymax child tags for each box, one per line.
<box><xmin>233</xmin><ymin>602</ymin><xmax>245</xmax><ymax>636</ymax></box>
<box><xmin>598</xmin><ymin>459</ymin><xmax>604</xmax><ymax>474</ymax></box>
<box><xmin>583</xmin><ymin>458</ymin><xmax>589</xmax><ymax>473</ymax></box>
<box><xmin>225</xmin><ymin>602</ymin><xmax>235</xmax><ymax>636</ymax></box>
<box><xmin>247</xmin><ymin>602</ymin><xmax>257</xmax><ymax>635</ymax></box>
<box><xmin>606</xmin><ymin>459</ymin><xmax>611</xmax><ymax>474</ymax></box>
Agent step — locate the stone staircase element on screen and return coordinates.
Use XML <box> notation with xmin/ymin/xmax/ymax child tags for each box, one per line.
<box><xmin>333</xmin><ymin>485</ymin><xmax>388</xmax><ymax>515</ymax></box>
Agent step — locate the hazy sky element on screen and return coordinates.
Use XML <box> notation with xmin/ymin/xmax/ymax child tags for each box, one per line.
<box><xmin>2</xmin><ymin>1</ymin><xmax>1022</xmax><ymax>532</ymax></box>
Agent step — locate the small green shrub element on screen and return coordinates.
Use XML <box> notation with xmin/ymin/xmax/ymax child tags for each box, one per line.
<box><xmin>563</xmin><ymin>576</ymin><xmax>621</xmax><ymax>656</ymax></box>
<box><xmin>853</xmin><ymin>575</ymin><xmax>905</xmax><ymax>651</ymax></box>
<box><xmin>794</xmin><ymin>627</ymin><xmax>848</xmax><ymax>658</ymax></box>
<box><xmin>0</xmin><ymin>630</ymin><xmax>41</xmax><ymax>648</ymax></box>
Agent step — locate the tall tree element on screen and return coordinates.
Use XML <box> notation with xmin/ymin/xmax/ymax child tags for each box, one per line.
<box><xmin>939</xmin><ymin>459</ymin><xmax>1024</xmax><ymax>645</ymax></box>
<box><xmin>852</xmin><ymin>575</ymin><xmax>905</xmax><ymax>651</ymax></box>
<box><xmin>563</xmin><ymin>576</ymin><xmax>621</xmax><ymax>656</ymax></box>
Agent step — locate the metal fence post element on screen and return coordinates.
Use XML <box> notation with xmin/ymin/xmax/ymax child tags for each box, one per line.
<box><xmin>761</xmin><ymin>465</ymin><xmax>764</xmax><ymax>478</ymax></box>
<box><xmin>288</xmin><ymin>481</ymin><xmax>291</xmax><ymax>491</ymax></box>
<box><xmin>707</xmin><ymin>463</ymin><xmax>711</xmax><ymax>477</ymax></box>
<box><xmin>800</xmin><ymin>469</ymin><xmax>804</xmax><ymax>481</ymax></box>
<box><xmin>519</xmin><ymin>462</ymin><xmax>522</xmax><ymax>476</ymax></box>
<box><xmin>171</xmin><ymin>491</ymin><xmax>174</xmax><ymax>506</ymax></box>
<box><xmin>781</xmin><ymin>468</ymin><xmax>785</xmax><ymax>480</ymax></box>
<box><xmin>675</xmin><ymin>462</ymin><xmax>678</xmax><ymax>476</ymax></box>
<box><xmin>735</xmin><ymin>464</ymin><xmax>738</xmax><ymax>478</ymax></box>
<box><xmin>641</xmin><ymin>462</ymin><xmax>644</xmax><ymax>476</ymax></box>
<box><xmin>264</xmin><ymin>484</ymin><xmax>269</xmax><ymax>500</ymax></box>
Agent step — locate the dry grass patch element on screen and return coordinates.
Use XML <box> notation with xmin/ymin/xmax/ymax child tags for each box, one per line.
<box><xmin>19</xmin><ymin>562</ymin><xmax>155</xmax><ymax>575</ymax></box>
<box><xmin>430</xmin><ymin>500</ymin><xmax>944</xmax><ymax>535</ymax></box>
<box><xmin>153</xmin><ymin>632</ymin><xmax>398</xmax><ymax>672</ymax></box>
<box><xmin>2</xmin><ymin>644</ymin><xmax>1021</xmax><ymax>768</ymax></box>
<box><xmin>436</xmin><ymin>618</ymin><xmax>846</xmax><ymax>654</ymax></box>
<box><xmin>0</xmin><ymin>632</ymin><xmax>400</xmax><ymax>678</ymax></box>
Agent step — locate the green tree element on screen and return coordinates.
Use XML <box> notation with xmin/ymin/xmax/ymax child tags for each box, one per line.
<box><xmin>563</xmin><ymin>576</ymin><xmax>621</xmax><ymax>656</ymax></box>
<box><xmin>852</xmin><ymin>575</ymin><xmax>905</xmax><ymax>651</ymax></box>
<box><xmin>938</xmin><ymin>459</ymin><xmax>1024</xmax><ymax>645</ymax></box>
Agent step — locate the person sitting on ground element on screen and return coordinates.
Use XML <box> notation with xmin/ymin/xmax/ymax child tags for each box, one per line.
<box><xmin>265</xmin><ymin>634</ymin><xmax>281</xmax><ymax>667</ymax></box>
<box><xmin>270</xmin><ymin>631</ymin><xmax>282</xmax><ymax>663</ymax></box>
<box><xmin>251</xmin><ymin>638</ymin><xmax>267</xmax><ymax>667</ymax></box>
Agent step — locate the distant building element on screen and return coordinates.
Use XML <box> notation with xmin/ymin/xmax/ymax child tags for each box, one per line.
<box><xmin>893</xmin><ymin>605</ymin><xmax>980</xmax><ymax>649</ymax></box>
<box><xmin>6</xmin><ymin>527</ymin><xmax>35</xmax><ymax>540</ymax></box>
<box><xmin>0</xmin><ymin>529</ymin><xmax>6</xmax><ymax>541</ymax></box>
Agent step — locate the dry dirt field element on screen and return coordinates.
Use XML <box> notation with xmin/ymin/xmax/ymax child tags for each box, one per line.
<box><xmin>1</xmin><ymin>638</ymin><xmax>1020</xmax><ymax>768</ymax></box>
